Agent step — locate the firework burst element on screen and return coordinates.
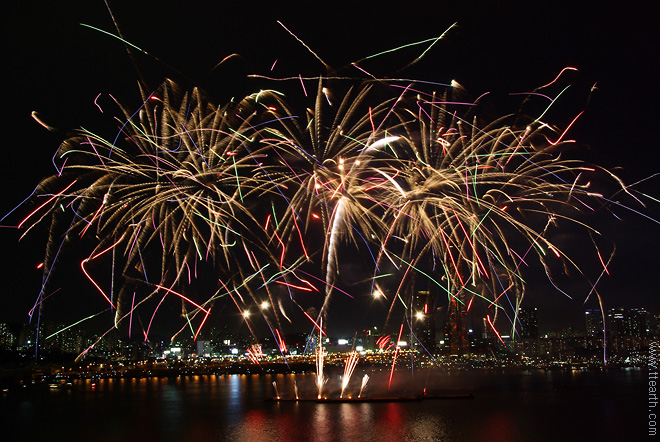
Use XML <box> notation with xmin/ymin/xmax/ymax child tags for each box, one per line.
<box><xmin>19</xmin><ymin>79</ymin><xmax>287</xmax><ymax>339</ymax></box>
<box><xmin>9</xmin><ymin>26</ymin><xmax>656</xmax><ymax>354</ymax></box>
<box><xmin>256</xmin><ymin>80</ymin><xmax>407</xmax><ymax>318</ymax></box>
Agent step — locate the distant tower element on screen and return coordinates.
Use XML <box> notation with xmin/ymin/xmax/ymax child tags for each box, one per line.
<box><xmin>585</xmin><ymin>309</ymin><xmax>606</xmax><ymax>350</ymax></box>
<box><xmin>448</xmin><ymin>292</ymin><xmax>468</xmax><ymax>356</ymax></box>
<box><xmin>607</xmin><ymin>308</ymin><xmax>625</xmax><ymax>337</ymax></box>
<box><xmin>517</xmin><ymin>307</ymin><xmax>539</xmax><ymax>339</ymax></box>
<box><xmin>607</xmin><ymin>307</ymin><xmax>648</xmax><ymax>353</ymax></box>
<box><xmin>413</xmin><ymin>289</ymin><xmax>436</xmax><ymax>353</ymax></box>
<box><xmin>0</xmin><ymin>323</ymin><xmax>16</xmax><ymax>350</ymax></box>
<box><xmin>585</xmin><ymin>309</ymin><xmax>605</xmax><ymax>338</ymax></box>
<box><xmin>611</xmin><ymin>307</ymin><xmax>647</xmax><ymax>338</ymax></box>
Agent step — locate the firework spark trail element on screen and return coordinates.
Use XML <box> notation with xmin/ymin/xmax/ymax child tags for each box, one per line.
<box><xmin>27</xmin><ymin>212</ymin><xmax>77</xmax><ymax>328</ymax></box>
<box><xmin>44</xmin><ymin>309</ymin><xmax>109</xmax><ymax>341</ymax></box>
<box><xmin>80</xmin><ymin>235</ymin><xmax>126</xmax><ymax>309</ymax></box>
<box><xmin>358</xmin><ymin>374</ymin><xmax>370</xmax><ymax>398</ymax></box>
<box><xmin>486</xmin><ymin>314</ymin><xmax>505</xmax><ymax>344</ymax></box>
<box><xmin>376</xmin><ymin>335</ymin><xmax>391</xmax><ymax>350</ymax></box>
<box><xmin>27</xmin><ymin>288</ymin><xmax>61</xmax><ymax>320</ymax></box>
<box><xmin>128</xmin><ymin>291</ymin><xmax>136</xmax><ymax>338</ymax></box>
<box><xmin>272</xmin><ymin>381</ymin><xmax>280</xmax><ymax>400</ymax></box>
<box><xmin>274</xmin><ymin>328</ymin><xmax>287</xmax><ymax>354</ymax></box>
<box><xmin>316</xmin><ymin>318</ymin><xmax>326</xmax><ymax>399</ymax></box>
<box><xmin>17</xmin><ymin>180</ymin><xmax>78</xmax><ymax>231</ymax></box>
<box><xmin>323</xmin><ymin>196</ymin><xmax>346</xmax><ymax>303</ymax></box>
<box><xmin>0</xmin><ymin>184</ymin><xmax>40</xmax><ymax>225</ymax></box>
<box><xmin>388</xmin><ymin>323</ymin><xmax>405</xmax><ymax>390</ymax></box>
<box><xmin>340</xmin><ymin>351</ymin><xmax>360</xmax><ymax>398</ymax></box>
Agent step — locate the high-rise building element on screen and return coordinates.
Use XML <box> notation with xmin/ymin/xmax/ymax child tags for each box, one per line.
<box><xmin>412</xmin><ymin>289</ymin><xmax>436</xmax><ymax>353</ymax></box>
<box><xmin>607</xmin><ymin>308</ymin><xmax>625</xmax><ymax>337</ymax></box>
<box><xmin>585</xmin><ymin>309</ymin><xmax>605</xmax><ymax>338</ymax></box>
<box><xmin>448</xmin><ymin>291</ymin><xmax>468</xmax><ymax>356</ymax></box>
<box><xmin>517</xmin><ymin>307</ymin><xmax>539</xmax><ymax>339</ymax></box>
<box><xmin>607</xmin><ymin>307</ymin><xmax>648</xmax><ymax>338</ymax></box>
<box><xmin>607</xmin><ymin>307</ymin><xmax>649</xmax><ymax>353</ymax></box>
<box><xmin>623</xmin><ymin>308</ymin><xmax>649</xmax><ymax>338</ymax></box>
<box><xmin>0</xmin><ymin>323</ymin><xmax>16</xmax><ymax>350</ymax></box>
<box><xmin>586</xmin><ymin>308</ymin><xmax>649</xmax><ymax>353</ymax></box>
<box><xmin>584</xmin><ymin>309</ymin><xmax>605</xmax><ymax>350</ymax></box>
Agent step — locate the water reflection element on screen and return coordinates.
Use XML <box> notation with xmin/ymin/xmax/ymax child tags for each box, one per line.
<box><xmin>228</xmin><ymin>374</ymin><xmax>242</xmax><ymax>408</ymax></box>
<box><xmin>160</xmin><ymin>382</ymin><xmax>184</xmax><ymax>432</ymax></box>
<box><xmin>1</xmin><ymin>369</ymin><xmax>643</xmax><ymax>442</ymax></box>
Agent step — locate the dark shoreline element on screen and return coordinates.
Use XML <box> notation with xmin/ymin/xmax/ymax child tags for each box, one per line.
<box><xmin>0</xmin><ymin>360</ymin><xmax>639</xmax><ymax>392</ymax></box>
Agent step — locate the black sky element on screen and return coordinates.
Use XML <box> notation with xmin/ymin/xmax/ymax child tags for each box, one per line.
<box><xmin>2</xmin><ymin>1</ymin><xmax>659</xmax><ymax>335</ymax></box>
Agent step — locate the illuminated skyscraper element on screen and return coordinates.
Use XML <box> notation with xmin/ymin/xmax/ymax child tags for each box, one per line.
<box><xmin>585</xmin><ymin>309</ymin><xmax>605</xmax><ymax>338</ymax></box>
<box><xmin>607</xmin><ymin>307</ymin><xmax>648</xmax><ymax>338</ymax></box>
<box><xmin>0</xmin><ymin>323</ymin><xmax>16</xmax><ymax>350</ymax></box>
<box><xmin>517</xmin><ymin>307</ymin><xmax>539</xmax><ymax>339</ymax></box>
<box><xmin>586</xmin><ymin>308</ymin><xmax>649</xmax><ymax>353</ymax></box>
<box><xmin>448</xmin><ymin>291</ymin><xmax>468</xmax><ymax>356</ymax></box>
<box><xmin>607</xmin><ymin>307</ymin><xmax>648</xmax><ymax>353</ymax></box>
<box><xmin>412</xmin><ymin>289</ymin><xmax>436</xmax><ymax>352</ymax></box>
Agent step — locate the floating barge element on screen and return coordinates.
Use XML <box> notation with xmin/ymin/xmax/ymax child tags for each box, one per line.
<box><xmin>266</xmin><ymin>393</ymin><xmax>473</xmax><ymax>403</ymax></box>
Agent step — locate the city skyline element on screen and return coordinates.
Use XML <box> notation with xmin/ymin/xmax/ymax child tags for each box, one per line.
<box><xmin>2</xmin><ymin>304</ymin><xmax>655</xmax><ymax>358</ymax></box>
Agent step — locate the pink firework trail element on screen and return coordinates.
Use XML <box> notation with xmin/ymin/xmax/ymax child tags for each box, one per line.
<box><xmin>388</xmin><ymin>323</ymin><xmax>405</xmax><ymax>390</ymax></box>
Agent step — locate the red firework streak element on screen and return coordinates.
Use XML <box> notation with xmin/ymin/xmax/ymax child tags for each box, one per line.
<box><xmin>388</xmin><ymin>323</ymin><xmax>405</xmax><ymax>389</ymax></box>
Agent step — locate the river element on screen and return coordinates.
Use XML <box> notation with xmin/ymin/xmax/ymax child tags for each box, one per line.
<box><xmin>1</xmin><ymin>367</ymin><xmax>646</xmax><ymax>441</ymax></box>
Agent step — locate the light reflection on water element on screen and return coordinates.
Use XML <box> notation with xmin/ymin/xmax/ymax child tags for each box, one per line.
<box><xmin>223</xmin><ymin>399</ymin><xmax>456</xmax><ymax>442</ymax></box>
<box><xmin>1</xmin><ymin>368</ymin><xmax>644</xmax><ymax>442</ymax></box>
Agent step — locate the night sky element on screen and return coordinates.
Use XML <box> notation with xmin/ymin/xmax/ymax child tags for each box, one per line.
<box><xmin>2</xmin><ymin>1</ymin><xmax>659</xmax><ymax>336</ymax></box>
